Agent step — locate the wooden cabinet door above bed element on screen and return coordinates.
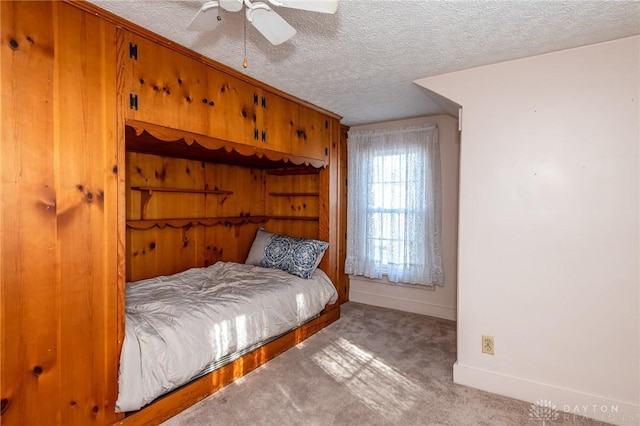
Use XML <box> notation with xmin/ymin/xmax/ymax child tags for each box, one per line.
<box><xmin>256</xmin><ymin>91</ymin><xmax>330</xmax><ymax>162</ymax></box>
<box><xmin>119</xmin><ymin>31</ymin><xmax>259</xmax><ymax>146</ymax></box>
<box><xmin>118</xmin><ymin>32</ymin><xmax>333</xmax><ymax>163</ymax></box>
<box><xmin>296</xmin><ymin>105</ymin><xmax>331</xmax><ymax>161</ymax></box>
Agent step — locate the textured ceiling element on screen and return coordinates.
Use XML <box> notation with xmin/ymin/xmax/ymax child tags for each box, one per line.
<box><xmin>89</xmin><ymin>0</ymin><xmax>640</xmax><ymax>125</ymax></box>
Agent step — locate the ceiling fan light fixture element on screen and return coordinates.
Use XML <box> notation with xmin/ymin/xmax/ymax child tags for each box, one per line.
<box><xmin>188</xmin><ymin>0</ymin><xmax>336</xmax><ymax>45</ymax></box>
<box><xmin>246</xmin><ymin>2</ymin><xmax>296</xmax><ymax>46</ymax></box>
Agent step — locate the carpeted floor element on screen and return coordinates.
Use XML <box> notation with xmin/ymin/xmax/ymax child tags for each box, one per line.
<box><xmin>162</xmin><ymin>302</ymin><xmax>609</xmax><ymax>426</ymax></box>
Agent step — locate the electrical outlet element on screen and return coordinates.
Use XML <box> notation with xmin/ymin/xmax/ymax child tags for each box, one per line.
<box><xmin>482</xmin><ymin>335</ymin><xmax>494</xmax><ymax>355</ymax></box>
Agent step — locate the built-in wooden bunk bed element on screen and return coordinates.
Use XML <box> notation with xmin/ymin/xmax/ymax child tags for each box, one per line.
<box><xmin>0</xmin><ymin>1</ymin><xmax>348</xmax><ymax>425</ymax></box>
<box><xmin>117</xmin><ymin>121</ymin><xmax>341</xmax><ymax>424</ymax></box>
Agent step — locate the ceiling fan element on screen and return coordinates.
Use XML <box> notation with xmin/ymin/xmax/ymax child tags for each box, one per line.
<box><xmin>188</xmin><ymin>0</ymin><xmax>340</xmax><ymax>46</ymax></box>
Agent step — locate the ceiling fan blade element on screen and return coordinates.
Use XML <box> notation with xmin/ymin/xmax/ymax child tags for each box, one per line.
<box><xmin>268</xmin><ymin>0</ymin><xmax>339</xmax><ymax>14</ymax></box>
<box><xmin>187</xmin><ymin>1</ymin><xmax>222</xmax><ymax>31</ymax></box>
<box><xmin>247</xmin><ymin>4</ymin><xmax>297</xmax><ymax>45</ymax></box>
<box><xmin>219</xmin><ymin>0</ymin><xmax>243</xmax><ymax>12</ymax></box>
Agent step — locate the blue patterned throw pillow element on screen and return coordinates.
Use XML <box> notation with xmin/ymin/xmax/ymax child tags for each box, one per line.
<box><xmin>245</xmin><ymin>228</ymin><xmax>328</xmax><ymax>279</ymax></box>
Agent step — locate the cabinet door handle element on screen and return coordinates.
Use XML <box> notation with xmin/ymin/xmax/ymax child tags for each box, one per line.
<box><xmin>254</xmin><ymin>129</ymin><xmax>259</xmax><ymax>140</ymax></box>
<box><xmin>261</xmin><ymin>131</ymin><xmax>266</xmax><ymax>142</ymax></box>
<box><xmin>253</xmin><ymin>94</ymin><xmax>259</xmax><ymax>105</ymax></box>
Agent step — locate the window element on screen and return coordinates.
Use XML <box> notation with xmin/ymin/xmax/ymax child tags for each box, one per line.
<box><xmin>345</xmin><ymin>124</ymin><xmax>443</xmax><ymax>286</ymax></box>
<box><xmin>369</xmin><ymin>151</ymin><xmax>420</xmax><ymax>269</ymax></box>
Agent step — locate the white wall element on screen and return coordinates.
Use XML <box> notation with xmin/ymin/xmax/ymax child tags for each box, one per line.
<box><xmin>415</xmin><ymin>36</ymin><xmax>639</xmax><ymax>425</ymax></box>
<box><xmin>348</xmin><ymin>115</ymin><xmax>460</xmax><ymax>321</ymax></box>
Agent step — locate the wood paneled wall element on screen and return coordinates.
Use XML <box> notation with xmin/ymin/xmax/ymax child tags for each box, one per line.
<box><xmin>126</xmin><ymin>152</ymin><xmax>268</xmax><ymax>281</ymax></box>
<box><xmin>338</xmin><ymin>125</ymin><xmax>350</xmax><ymax>301</ymax></box>
<box><xmin>125</xmin><ymin>152</ymin><xmax>327</xmax><ymax>282</ymax></box>
<box><xmin>1</xmin><ymin>2</ymin><xmax>121</xmax><ymax>424</ymax></box>
<box><xmin>264</xmin><ymin>171</ymin><xmax>321</xmax><ymax>239</ymax></box>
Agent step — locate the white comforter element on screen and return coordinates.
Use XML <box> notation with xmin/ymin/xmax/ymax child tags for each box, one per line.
<box><xmin>116</xmin><ymin>262</ymin><xmax>337</xmax><ymax>412</ymax></box>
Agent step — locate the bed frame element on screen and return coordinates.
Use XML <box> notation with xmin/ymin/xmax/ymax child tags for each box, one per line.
<box><xmin>115</xmin><ymin>307</ymin><xmax>339</xmax><ymax>426</ymax></box>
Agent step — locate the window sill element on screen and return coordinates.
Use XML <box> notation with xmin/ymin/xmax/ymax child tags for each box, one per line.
<box><xmin>348</xmin><ymin>275</ymin><xmax>435</xmax><ymax>291</ymax></box>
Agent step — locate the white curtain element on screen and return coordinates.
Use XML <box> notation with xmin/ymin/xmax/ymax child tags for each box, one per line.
<box><xmin>345</xmin><ymin>124</ymin><xmax>443</xmax><ymax>286</ymax></box>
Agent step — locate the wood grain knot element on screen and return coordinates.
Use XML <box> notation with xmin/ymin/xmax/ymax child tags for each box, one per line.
<box><xmin>202</xmin><ymin>98</ymin><xmax>208</xmax><ymax>104</ymax></box>
<box><xmin>92</xmin><ymin>406</ymin><xmax>99</xmax><ymax>414</ymax></box>
<box><xmin>185</xmin><ymin>96</ymin><xmax>192</xmax><ymax>103</ymax></box>
<box><xmin>139</xmin><ymin>78</ymin><xmax>145</xmax><ymax>84</ymax></box>
<box><xmin>9</xmin><ymin>39</ymin><xmax>18</xmax><ymax>50</ymax></box>
<box><xmin>177</xmin><ymin>78</ymin><xmax>183</xmax><ymax>84</ymax></box>
<box><xmin>208</xmin><ymin>101</ymin><xmax>214</xmax><ymax>106</ymax></box>
<box><xmin>33</xmin><ymin>366</ymin><xmax>43</xmax><ymax>376</ymax></box>
<box><xmin>1</xmin><ymin>398</ymin><xmax>8</xmax><ymax>415</ymax></box>
<box><xmin>149</xmin><ymin>242</ymin><xmax>156</xmax><ymax>250</ymax></box>
<box><xmin>69</xmin><ymin>401</ymin><xmax>77</xmax><ymax>406</ymax></box>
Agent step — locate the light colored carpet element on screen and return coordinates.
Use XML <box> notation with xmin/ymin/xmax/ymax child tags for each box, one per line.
<box><xmin>163</xmin><ymin>302</ymin><xmax>608</xmax><ymax>426</ymax></box>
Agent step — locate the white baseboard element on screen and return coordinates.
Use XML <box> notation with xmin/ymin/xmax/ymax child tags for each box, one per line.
<box><xmin>453</xmin><ymin>362</ymin><xmax>640</xmax><ymax>426</ymax></box>
<box><xmin>349</xmin><ymin>289</ymin><xmax>456</xmax><ymax>321</ymax></box>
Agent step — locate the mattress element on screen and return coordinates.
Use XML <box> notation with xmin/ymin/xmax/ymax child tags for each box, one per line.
<box><xmin>115</xmin><ymin>261</ymin><xmax>337</xmax><ymax>412</ymax></box>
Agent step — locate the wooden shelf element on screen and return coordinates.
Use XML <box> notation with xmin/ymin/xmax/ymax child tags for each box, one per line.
<box><xmin>126</xmin><ymin>216</ymin><xmax>269</xmax><ymax>230</ymax></box>
<box><xmin>268</xmin><ymin>216</ymin><xmax>320</xmax><ymax>221</ymax></box>
<box><xmin>126</xmin><ymin>214</ymin><xmax>320</xmax><ymax>230</ymax></box>
<box><xmin>266</xmin><ymin>167</ymin><xmax>320</xmax><ymax>176</ymax></box>
<box><xmin>268</xmin><ymin>192</ymin><xmax>319</xmax><ymax>197</ymax></box>
<box><xmin>131</xmin><ymin>186</ymin><xmax>233</xmax><ymax>219</ymax></box>
<box><xmin>131</xmin><ymin>186</ymin><xmax>233</xmax><ymax>195</ymax></box>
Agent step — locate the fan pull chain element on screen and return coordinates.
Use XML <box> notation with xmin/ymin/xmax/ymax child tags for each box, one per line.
<box><xmin>242</xmin><ymin>17</ymin><xmax>248</xmax><ymax>68</ymax></box>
